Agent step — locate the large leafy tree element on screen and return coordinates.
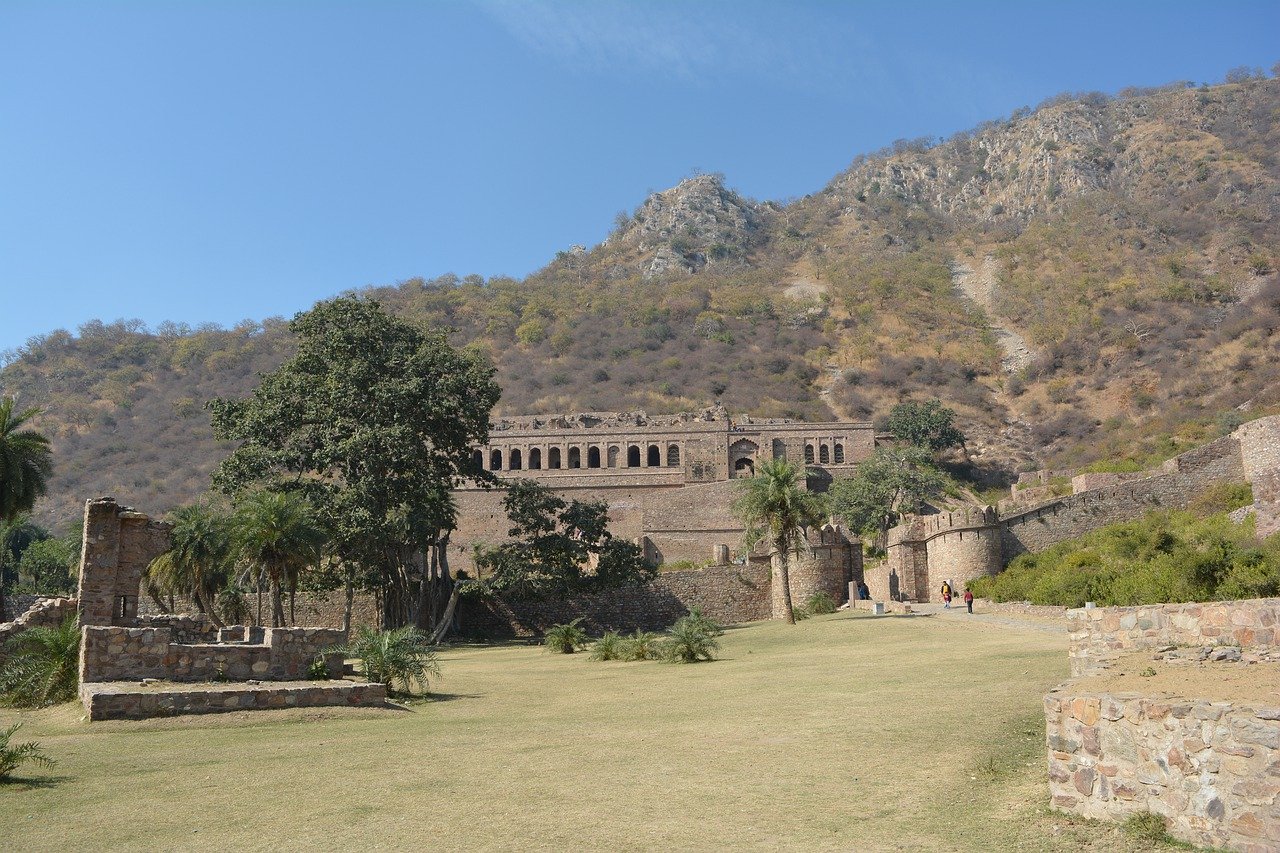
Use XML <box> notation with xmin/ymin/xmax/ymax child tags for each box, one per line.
<box><xmin>145</xmin><ymin>503</ymin><xmax>233</xmax><ymax>627</ymax></box>
<box><xmin>0</xmin><ymin>397</ymin><xmax>53</xmax><ymax>620</ymax></box>
<box><xmin>209</xmin><ymin>297</ymin><xmax>499</xmax><ymax>628</ymax></box>
<box><xmin>732</xmin><ymin>459</ymin><xmax>827</xmax><ymax>625</ymax></box>
<box><xmin>232</xmin><ymin>490</ymin><xmax>327</xmax><ymax>627</ymax></box>
<box><xmin>477</xmin><ymin>479</ymin><xmax>655</xmax><ymax>599</ymax></box>
<box><xmin>885</xmin><ymin>399</ymin><xmax>966</xmax><ymax>455</ymax></box>
<box><xmin>828</xmin><ymin>447</ymin><xmax>945</xmax><ymax>546</ymax></box>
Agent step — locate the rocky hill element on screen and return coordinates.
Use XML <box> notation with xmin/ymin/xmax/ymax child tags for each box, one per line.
<box><xmin>4</xmin><ymin>75</ymin><xmax>1278</xmax><ymax>531</ymax></box>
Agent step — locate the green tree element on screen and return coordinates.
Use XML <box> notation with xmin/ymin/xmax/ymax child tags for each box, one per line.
<box><xmin>828</xmin><ymin>447</ymin><xmax>945</xmax><ymax>545</ymax></box>
<box><xmin>0</xmin><ymin>398</ymin><xmax>54</xmax><ymax>619</ymax></box>
<box><xmin>209</xmin><ymin>296</ymin><xmax>500</xmax><ymax>629</ymax></box>
<box><xmin>1</xmin><ymin>515</ymin><xmax>48</xmax><ymax>595</ymax></box>
<box><xmin>477</xmin><ymin>479</ymin><xmax>655</xmax><ymax>598</ymax></box>
<box><xmin>16</xmin><ymin>535</ymin><xmax>78</xmax><ymax>595</ymax></box>
<box><xmin>145</xmin><ymin>503</ymin><xmax>233</xmax><ymax>626</ymax></box>
<box><xmin>885</xmin><ymin>399</ymin><xmax>966</xmax><ymax>455</ymax></box>
<box><xmin>732</xmin><ymin>459</ymin><xmax>827</xmax><ymax>624</ymax></box>
<box><xmin>232</xmin><ymin>490</ymin><xmax>327</xmax><ymax>628</ymax></box>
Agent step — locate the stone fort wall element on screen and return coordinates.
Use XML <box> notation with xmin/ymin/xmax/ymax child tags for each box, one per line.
<box><xmin>875</xmin><ymin>416</ymin><xmax>1279</xmax><ymax>603</ymax></box>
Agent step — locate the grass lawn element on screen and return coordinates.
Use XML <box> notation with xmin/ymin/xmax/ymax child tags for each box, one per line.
<box><xmin>1</xmin><ymin>611</ymin><xmax>1185</xmax><ymax>851</ymax></box>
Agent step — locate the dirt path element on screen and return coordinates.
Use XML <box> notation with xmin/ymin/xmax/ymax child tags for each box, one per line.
<box><xmin>911</xmin><ymin>601</ymin><xmax>1067</xmax><ymax>636</ymax></box>
<box><xmin>950</xmin><ymin>255</ymin><xmax>1034</xmax><ymax>374</ymax></box>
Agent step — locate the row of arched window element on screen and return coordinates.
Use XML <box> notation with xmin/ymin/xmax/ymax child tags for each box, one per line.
<box><xmin>803</xmin><ymin>443</ymin><xmax>845</xmax><ymax>465</ymax></box>
<box><xmin>476</xmin><ymin>443</ymin><xmax>681</xmax><ymax>472</ymax></box>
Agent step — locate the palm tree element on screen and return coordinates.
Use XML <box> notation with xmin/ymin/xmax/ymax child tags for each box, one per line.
<box><xmin>145</xmin><ymin>503</ymin><xmax>233</xmax><ymax>627</ymax></box>
<box><xmin>233</xmin><ymin>490</ymin><xmax>327</xmax><ymax>628</ymax></box>
<box><xmin>733</xmin><ymin>458</ymin><xmax>828</xmax><ymax>624</ymax></box>
<box><xmin>0</xmin><ymin>616</ymin><xmax>80</xmax><ymax>707</ymax></box>
<box><xmin>0</xmin><ymin>397</ymin><xmax>54</xmax><ymax>623</ymax></box>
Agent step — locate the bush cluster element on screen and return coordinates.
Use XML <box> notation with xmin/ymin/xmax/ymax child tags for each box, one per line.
<box><xmin>550</xmin><ymin>608</ymin><xmax>724</xmax><ymax>664</ymax></box>
<box><xmin>970</xmin><ymin>505</ymin><xmax>1278</xmax><ymax>608</ymax></box>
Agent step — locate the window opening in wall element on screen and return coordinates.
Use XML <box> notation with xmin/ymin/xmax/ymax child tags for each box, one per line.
<box><xmin>772</xmin><ymin>439</ymin><xmax>786</xmax><ymax>460</ymax></box>
<box><xmin>819</xmin><ymin>444</ymin><xmax>830</xmax><ymax>464</ymax></box>
<box><xmin>734</xmin><ymin>458</ymin><xmax>755</xmax><ymax>477</ymax></box>
<box><xmin>607</xmin><ymin>446</ymin><xmax>619</xmax><ymax>468</ymax></box>
<box><xmin>627</xmin><ymin>445</ymin><xmax>641</xmax><ymax>467</ymax></box>
<box><xmin>834</xmin><ymin>443</ymin><xmax>844</xmax><ymax>463</ymax></box>
<box><xmin>118</xmin><ymin>596</ymin><xmax>130</xmax><ymax>619</ymax></box>
<box><xmin>647</xmin><ymin>444</ymin><xmax>661</xmax><ymax>466</ymax></box>
<box><xmin>568</xmin><ymin>447</ymin><xmax>582</xmax><ymax>468</ymax></box>
<box><xmin>549</xmin><ymin>447</ymin><xmax>562</xmax><ymax>469</ymax></box>
<box><xmin>805</xmin><ymin>444</ymin><xmax>815</xmax><ymax>464</ymax></box>
<box><xmin>529</xmin><ymin>448</ymin><xmax>542</xmax><ymax>470</ymax></box>
<box><xmin>588</xmin><ymin>446</ymin><xmax>601</xmax><ymax>468</ymax></box>
<box><xmin>667</xmin><ymin>444</ymin><xmax>680</xmax><ymax>467</ymax></box>
<box><xmin>472</xmin><ymin>450</ymin><xmax>483</xmax><ymax>470</ymax></box>
<box><xmin>510</xmin><ymin>449</ymin><xmax>522</xmax><ymax>470</ymax></box>
<box><xmin>490</xmin><ymin>449</ymin><xmax>503</xmax><ymax>471</ymax></box>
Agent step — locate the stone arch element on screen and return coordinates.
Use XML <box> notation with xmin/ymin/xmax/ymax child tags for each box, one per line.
<box><xmin>509</xmin><ymin>448</ymin><xmax>523</xmax><ymax>470</ymax></box>
<box><xmin>772</xmin><ymin>439</ymin><xmax>786</xmax><ymax>460</ymax></box>
<box><xmin>667</xmin><ymin>444</ymin><xmax>680</xmax><ymax>467</ymax></box>
<box><xmin>627</xmin><ymin>445</ymin><xmax>641</xmax><ymax>467</ymax></box>
<box><xmin>568</xmin><ymin>447</ymin><xmax>582</xmax><ymax>469</ymax></box>
<box><xmin>729</xmin><ymin>438</ymin><xmax>759</xmax><ymax>479</ymax></box>
<box><xmin>472</xmin><ymin>449</ymin><xmax>483</xmax><ymax>471</ymax></box>
<box><xmin>804</xmin><ymin>443</ymin><xmax>815</xmax><ymax>464</ymax></box>
<box><xmin>607</xmin><ymin>445</ymin><xmax>619</xmax><ymax>468</ymax></box>
<box><xmin>587</xmin><ymin>446</ymin><xmax>602</xmax><ymax>469</ymax></box>
<box><xmin>490</xmin><ymin>448</ymin><xmax>503</xmax><ymax>471</ymax></box>
<box><xmin>529</xmin><ymin>447</ymin><xmax>542</xmax><ymax>470</ymax></box>
<box><xmin>647</xmin><ymin>444</ymin><xmax>661</xmax><ymax>466</ymax></box>
<box><xmin>819</xmin><ymin>444</ymin><xmax>830</xmax><ymax>464</ymax></box>
<box><xmin>834</xmin><ymin>443</ymin><xmax>845</xmax><ymax>464</ymax></box>
<box><xmin>549</xmin><ymin>447</ymin><xmax>562</xmax><ymax>469</ymax></box>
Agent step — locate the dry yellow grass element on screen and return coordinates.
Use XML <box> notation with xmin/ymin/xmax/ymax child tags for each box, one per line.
<box><xmin>1</xmin><ymin>612</ymin><xmax>1187</xmax><ymax>851</ymax></box>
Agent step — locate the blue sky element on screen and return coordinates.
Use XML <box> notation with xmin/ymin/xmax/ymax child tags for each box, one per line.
<box><xmin>1</xmin><ymin>0</ymin><xmax>1277</xmax><ymax>353</ymax></box>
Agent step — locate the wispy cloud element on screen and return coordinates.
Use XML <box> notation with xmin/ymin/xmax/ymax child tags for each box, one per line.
<box><xmin>474</xmin><ymin>0</ymin><xmax>839</xmax><ymax>83</ymax></box>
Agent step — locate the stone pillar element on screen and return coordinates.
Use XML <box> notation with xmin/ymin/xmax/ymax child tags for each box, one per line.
<box><xmin>713</xmin><ymin>544</ymin><xmax>729</xmax><ymax>564</ymax></box>
<box><xmin>77</xmin><ymin>497</ymin><xmax>124</xmax><ymax>627</ymax></box>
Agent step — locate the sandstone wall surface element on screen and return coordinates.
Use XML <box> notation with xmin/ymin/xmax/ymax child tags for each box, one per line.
<box><xmin>1067</xmin><ymin>598</ymin><xmax>1280</xmax><ymax>676</ymax></box>
<box><xmin>80</xmin><ymin>680</ymin><xmax>386</xmax><ymax>721</ymax></box>
<box><xmin>1045</xmin><ymin>691</ymin><xmax>1280</xmax><ymax>852</ymax></box>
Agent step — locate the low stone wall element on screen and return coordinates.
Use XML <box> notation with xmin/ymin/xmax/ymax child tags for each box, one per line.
<box><xmin>973</xmin><ymin>599</ymin><xmax>1068</xmax><ymax>619</ymax></box>
<box><xmin>1067</xmin><ymin>599</ymin><xmax>1280</xmax><ymax>676</ymax></box>
<box><xmin>1045</xmin><ymin>690</ymin><xmax>1280</xmax><ymax>852</ymax></box>
<box><xmin>80</xmin><ymin>680</ymin><xmax>387</xmax><ymax>721</ymax></box>
<box><xmin>135</xmin><ymin>590</ymin><xmax>380</xmax><ymax>630</ymax></box>
<box><xmin>0</xmin><ymin>596</ymin><xmax>77</xmax><ymax>646</ymax></box>
<box><xmin>80</xmin><ymin>625</ymin><xmax>347</xmax><ymax>682</ymax></box>
<box><xmin>461</xmin><ymin>562</ymin><xmax>772</xmax><ymax>638</ymax></box>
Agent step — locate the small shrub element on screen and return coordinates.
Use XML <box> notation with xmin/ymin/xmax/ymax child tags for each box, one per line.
<box><xmin>662</xmin><ymin>616</ymin><xmax>720</xmax><ymax>663</ymax></box>
<box><xmin>0</xmin><ymin>723</ymin><xmax>56</xmax><ymax>782</ymax></box>
<box><xmin>790</xmin><ymin>603</ymin><xmax>812</xmax><ymax>621</ymax></box>
<box><xmin>307</xmin><ymin>655</ymin><xmax>331</xmax><ymax>680</ymax></box>
<box><xmin>620</xmin><ymin>631</ymin><xmax>664</xmax><ymax>661</ymax></box>
<box><xmin>682</xmin><ymin>607</ymin><xmax>724</xmax><ymax>637</ymax></box>
<box><xmin>589</xmin><ymin>632</ymin><xmax>627</xmax><ymax>661</ymax></box>
<box><xmin>332</xmin><ymin>626</ymin><xmax>441</xmax><ymax>695</ymax></box>
<box><xmin>1122</xmin><ymin>811</ymin><xmax>1173</xmax><ymax>843</ymax></box>
<box><xmin>805</xmin><ymin>591</ymin><xmax>838</xmax><ymax>614</ymax></box>
<box><xmin>544</xmin><ymin>618</ymin><xmax>588</xmax><ymax>654</ymax></box>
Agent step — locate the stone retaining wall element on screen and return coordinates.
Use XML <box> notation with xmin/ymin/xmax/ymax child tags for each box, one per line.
<box><xmin>80</xmin><ymin>680</ymin><xmax>387</xmax><ymax>721</ymax></box>
<box><xmin>1067</xmin><ymin>599</ymin><xmax>1280</xmax><ymax>676</ymax></box>
<box><xmin>0</xmin><ymin>596</ymin><xmax>76</xmax><ymax>646</ymax></box>
<box><xmin>80</xmin><ymin>625</ymin><xmax>346</xmax><ymax>682</ymax></box>
<box><xmin>1045</xmin><ymin>690</ymin><xmax>1280</xmax><ymax>852</ymax></box>
<box><xmin>135</xmin><ymin>590</ymin><xmax>380</xmax><ymax>630</ymax></box>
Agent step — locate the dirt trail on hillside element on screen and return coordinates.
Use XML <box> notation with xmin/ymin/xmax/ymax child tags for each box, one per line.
<box><xmin>951</xmin><ymin>255</ymin><xmax>1034</xmax><ymax>374</ymax></box>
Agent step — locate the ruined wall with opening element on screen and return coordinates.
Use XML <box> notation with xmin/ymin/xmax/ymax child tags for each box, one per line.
<box><xmin>77</xmin><ymin>497</ymin><xmax>173</xmax><ymax>627</ymax></box>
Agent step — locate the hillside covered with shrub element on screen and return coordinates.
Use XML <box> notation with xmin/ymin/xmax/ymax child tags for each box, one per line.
<box><xmin>3</xmin><ymin>73</ymin><xmax>1279</xmax><ymax>531</ymax></box>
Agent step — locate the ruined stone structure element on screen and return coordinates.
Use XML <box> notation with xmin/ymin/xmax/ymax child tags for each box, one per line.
<box><xmin>72</xmin><ymin>497</ymin><xmax>386</xmax><ymax>719</ymax></box>
<box><xmin>1046</xmin><ymin>598</ymin><xmax>1280</xmax><ymax>851</ymax></box>
<box><xmin>872</xmin><ymin>416</ymin><xmax>1280</xmax><ymax>603</ymax></box>
<box><xmin>455</xmin><ymin>408</ymin><xmax>875</xmax><ymax>570</ymax></box>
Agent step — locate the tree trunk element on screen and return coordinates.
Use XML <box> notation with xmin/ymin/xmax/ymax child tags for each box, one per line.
<box><xmin>428</xmin><ymin>583</ymin><xmax>461</xmax><ymax>644</ymax></box>
<box><xmin>255</xmin><ymin>570</ymin><xmax>264</xmax><ymax>627</ymax></box>
<box><xmin>269</xmin><ymin>573</ymin><xmax>284</xmax><ymax>628</ymax></box>
<box><xmin>342</xmin><ymin>568</ymin><xmax>354</xmax><ymax>634</ymax></box>
<box><xmin>773</xmin><ymin>538</ymin><xmax>796</xmax><ymax>624</ymax></box>
<box><xmin>416</xmin><ymin>544</ymin><xmax>436</xmax><ymax>632</ymax></box>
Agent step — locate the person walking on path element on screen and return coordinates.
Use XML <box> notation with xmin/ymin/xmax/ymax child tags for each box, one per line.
<box><xmin>964</xmin><ymin>587</ymin><xmax>974</xmax><ymax>614</ymax></box>
<box><xmin>941</xmin><ymin>580</ymin><xmax>953</xmax><ymax>608</ymax></box>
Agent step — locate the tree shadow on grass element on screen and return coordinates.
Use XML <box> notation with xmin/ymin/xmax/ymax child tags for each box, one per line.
<box><xmin>0</xmin><ymin>773</ymin><xmax>72</xmax><ymax>790</ymax></box>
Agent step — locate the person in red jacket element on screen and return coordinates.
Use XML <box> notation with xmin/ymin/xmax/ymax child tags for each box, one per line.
<box><xmin>963</xmin><ymin>587</ymin><xmax>974</xmax><ymax>614</ymax></box>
